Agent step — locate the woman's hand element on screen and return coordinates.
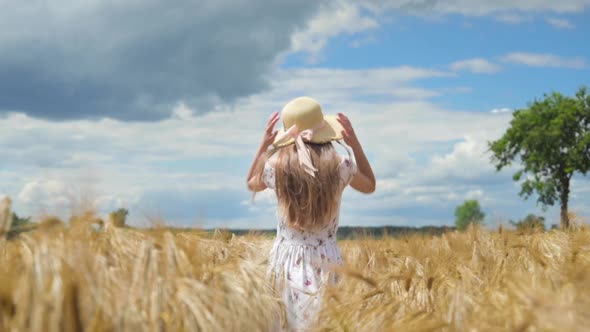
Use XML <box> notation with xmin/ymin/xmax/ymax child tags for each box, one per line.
<box><xmin>337</xmin><ymin>113</ymin><xmax>359</xmax><ymax>148</ymax></box>
<box><xmin>337</xmin><ymin>112</ymin><xmax>376</xmax><ymax>194</ymax></box>
<box><xmin>247</xmin><ymin>112</ymin><xmax>280</xmax><ymax>192</ymax></box>
<box><xmin>261</xmin><ymin>111</ymin><xmax>280</xmax><ymax>148</ymax></box>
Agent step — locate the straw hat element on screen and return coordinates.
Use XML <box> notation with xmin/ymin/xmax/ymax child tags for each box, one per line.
<box><xmin>272</xmin><ymin>97</ymin><xmax>344</xmax><ymax>177</ymax></box>
<box><xmin>273</xmin><ymin>97</ymin><xmax>343</xmax><ymax>148</ymax></box>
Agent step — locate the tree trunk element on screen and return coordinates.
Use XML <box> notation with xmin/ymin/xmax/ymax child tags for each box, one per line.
<box><xmin>560</xmin><ymin>178</ymin><xmax>570</xmax><ymax>230</ymax></box>
<box><xmin>560</xmin><ymin>198</ymin><xmax>569</xmax><ymax>230</ymax></box>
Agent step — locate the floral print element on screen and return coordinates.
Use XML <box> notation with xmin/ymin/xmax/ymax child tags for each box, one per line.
<box><xmin>265</xmin><ymin>154</ymin><xmax>357</xmax><ymax>331</ymax></box>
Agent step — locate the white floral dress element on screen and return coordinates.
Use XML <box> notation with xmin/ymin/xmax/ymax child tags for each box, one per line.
<box><xmin>263</xmin><ymin>153</ymin><xmax>357</xmax><ymax>331</ymax></box>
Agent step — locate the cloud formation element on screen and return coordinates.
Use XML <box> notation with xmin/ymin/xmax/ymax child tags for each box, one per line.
<box><xmin>364</xmin><ymin>0</ymin><xmax>590</xmax><ymax>16</ymax></box>
<box><xmin>290</xmin><ymin>1</ymin><xmax>379</xmax><ymax>62</ymax></box>
<box><xmin>501</xmin><ymin>52</ymin><xmax>586</xmax><ymax>69</ymax></box>
<box><xmin>0</xmin><ymin>0</ymin><xmax>323</xmax><ymax>121</ymax></box>
<box><xmin>546</xmin><ymin>17</ymin><xmax>575</xmax><ymax>28</ymax></box>
<box><xmin>0</xmin><ymin>63</ymin><xmax>524</xmax><ymax>227</ymax></box>
<box><xmin>2</xmin><ymin>61</ymin><xmax>588</xmax><ymax>227</ymax></box>
<box><xmin>1</xmin><ymin>1</ymin><xmax>588</xmax><ymax>228</ymax></box>
<box><xmin>450</xmin><ymin>58</ymin><xmax>501</xmax><ymax>74</ymax></box>
<box><xmin>2</xmin><ymin>0</ymin><xmax>587</xmax><ymax>122</ymax></box>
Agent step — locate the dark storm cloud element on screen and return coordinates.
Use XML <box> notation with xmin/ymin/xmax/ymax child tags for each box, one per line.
<box><xmin>0</xmin><ymin>1</ymin><xmax>322</xmax><ymax>120</ymax></box>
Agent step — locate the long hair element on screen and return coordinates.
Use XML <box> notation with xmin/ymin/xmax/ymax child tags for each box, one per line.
<box><xmin>269</xmin><ymin>142</ymin><xmax>342</xmax><ymax>231</ymax></box>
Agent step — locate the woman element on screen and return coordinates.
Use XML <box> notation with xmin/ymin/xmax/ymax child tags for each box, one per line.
<box><xmin>247</xmin><ymin>97</ymin><xmax>376</xmax><ymax>330</ymax></box>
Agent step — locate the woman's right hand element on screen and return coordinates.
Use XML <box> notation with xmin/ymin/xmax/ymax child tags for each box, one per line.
<box><xmin>247</xmin><ymin>112</ymin><xmax>280</xmax><ymax>192</ymax></box>
<box><xmin>262</xmin><ymin>111</ymin><xmax>280</xmax><ymax>148</ymax></box>
<box><xmin>337</xmin><ymin>113</ymin><xmax>359</xmax><ymax>148</ymax></box>
<box><xmin>337</xmin><ymin>112</ymin><xmax>376</xmax><ymax>194</ymax></box>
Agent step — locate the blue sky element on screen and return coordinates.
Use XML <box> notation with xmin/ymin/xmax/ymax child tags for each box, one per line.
<box><xmin>0</xmin><ymin>0</ymin><xmax>589</xmax><ymax>229</ymax></box>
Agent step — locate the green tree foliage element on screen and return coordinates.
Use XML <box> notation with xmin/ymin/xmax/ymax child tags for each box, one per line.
<box><xmin>11</xmin><ymin>212</ymin><xmax>32</xmax><ymax>228</ymax></box>
<box><xmin>455</xmin><ymin>200</ymin><xmax>485</xmax><ymax>231</ymax></box>
<box><xmin>489</xmin><ymin>87</ymin><xmax>590</xmax><ymax>229</ymax></box>
<box><xmin>509</xmin><ymin>214</ymin><xmax>546</xmax><ymax>232</ymax></box>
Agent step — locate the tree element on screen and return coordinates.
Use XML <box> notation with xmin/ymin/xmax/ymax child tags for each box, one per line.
<box><xmin>489</xmin><ymin>87</ymin><xmax>590</xmax><ymax>229</ymax></box>
<box><xmin>509</xmin><ymin>214</ymin><xmax>546</xmax><ymax>232</ymax></box>
<box><xmin>11</xmin><ymin>212</ymin><xmax>32</xmax><ymax>228</ymax></box>
<box><xmin>455</xmin><ymin>200</ymin><xmax>485</xmax><ymax>230</ymax></box>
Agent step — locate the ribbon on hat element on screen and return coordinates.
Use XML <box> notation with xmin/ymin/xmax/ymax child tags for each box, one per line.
<box><xmin>274</xmin><ymin>120</ymin><xmax>327</xmax><ymax>177</ymax></box>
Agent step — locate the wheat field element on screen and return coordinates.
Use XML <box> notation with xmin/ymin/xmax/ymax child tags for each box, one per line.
<box><xmin>1</xmin><ymin>211</ymin><xmax>589</xmax><ymax>332</ymax></box>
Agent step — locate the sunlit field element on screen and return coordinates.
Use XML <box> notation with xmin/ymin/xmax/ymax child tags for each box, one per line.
<box><xmin>1</xmin><ymin>211</ymin><xmax>589</xmax><ymax>331</ymax></box>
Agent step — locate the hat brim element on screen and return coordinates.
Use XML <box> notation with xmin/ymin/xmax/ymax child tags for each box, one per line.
<box><xmin>272</xmin><ymin>115</ymin><xmax>343</xmax><ymax>148</ymax></box>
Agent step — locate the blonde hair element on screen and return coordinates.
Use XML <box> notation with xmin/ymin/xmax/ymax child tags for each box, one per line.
<box><xmin>266</xmin><ymin>142</ymin><xmax>343</xmax><ymax>231</ymax></box>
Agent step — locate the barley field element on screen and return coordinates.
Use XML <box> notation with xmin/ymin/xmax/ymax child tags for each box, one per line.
<box><xmin>1</xmin><ymin>212</ymin><xmax>589</xmax><ymax>332</ymax></box>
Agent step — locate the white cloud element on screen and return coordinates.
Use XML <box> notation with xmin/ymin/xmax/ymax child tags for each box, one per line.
<box><xmin>172</xmin><ymin>103</ymin><xmax>194</xmax><ymax>121</ymax></box>
<box><xmin>363</xmin><ymin>0</ymin><xmax>590</xmax><ymax>16</ymax></box>
<box><xmin>465</xmin><ymin>189</ymin><xmax>484</xmax><ymax>200</ymax></box>
<box><xmin>18</xmin><ymin>179</ymin><xmax>77</xmax><ymax>218</ymax></box>
<box><xmin>501</xmin><ymin>52</ymin><xmax>586</xmax><ymax>69</ymax></box>
<box><xmin>16</xmin><ymin>174</ymin><xmax>139</xmax><ymax>220</ymax></box>
<box><xmin>494</xmin><ymin>13</ymin><xmax>531</xmax><ymax>24</ymax></box>
<box><xmin>427</xmin><ymin>135</ymin><xmax>502</xmax><ymax>181</ymax></box>
<box><xmin>491</xmin><ymin>108</ymin><xmax>513</xmax><ymax>114</ymax></box>
<box><xmin>450</xmin><ymin>58</ymin><xmax>501</xmax><ymax>74</ymax></box>
<box><xmin>18</xmin><ymin>180</ymin><xmax>67</xmax><ymax>205</ymax></box>
<box><xmin>290</xmin><ymin>1</ymin><xmax>379</xmax><ymax>62</ymax></box>
<box><xmin>272</xmin><ymin>66</ymin><xmax>450</xmax><ymax>101</ymax></box>
<box><xmin>546</xmin><ymin>17</ymin><xmax>575</xmax><ymax>28</ymax></box>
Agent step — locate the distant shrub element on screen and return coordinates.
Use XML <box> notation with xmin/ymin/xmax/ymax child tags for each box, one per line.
<box><xmin>109</xmin><ymin>208</ymin><xmax>129</xmax><ymax>228</ymax></box>
<box><xmin>510</xmin><ymin>214</ymin><xmax>546</xmax><ymax>232</ymax></box>
<box><xmin>39</xmin><ymin>216</ymin><xmax>65</xmax><ymax>230</ymax></box>
<box><xmin>11</xmin><ymin>213</ymin><xmax>33</xmax><ymax>228</ymax></box>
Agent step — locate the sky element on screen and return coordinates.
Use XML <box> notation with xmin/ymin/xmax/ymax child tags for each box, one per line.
<box><xmin>0</xmin><ymin>0</ymin><xmax>589</xmax><ymax>229</ymax></box>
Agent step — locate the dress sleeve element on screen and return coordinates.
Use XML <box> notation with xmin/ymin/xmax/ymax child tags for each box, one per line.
<box><xmin>262</xmin><ymin>161</ymin><xmax>276</xmax><ymax>189</ymax></box>
<box><xmin>339</xmin><ymin>155</ymin><xmax>357</xmax><ymax>186</ymax></box>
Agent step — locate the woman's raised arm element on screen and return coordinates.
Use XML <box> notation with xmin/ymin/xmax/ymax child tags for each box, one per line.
<box><xmin>337</xmin><ymin>113</ymin><xmax>376</xmax><ymax>194</ymax></box>
<box><xmin>247</xmin><ymin>112</ymin><xmax>280</xmax><ymax>192</ymax></box>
